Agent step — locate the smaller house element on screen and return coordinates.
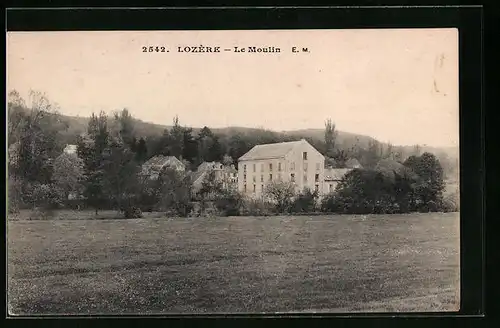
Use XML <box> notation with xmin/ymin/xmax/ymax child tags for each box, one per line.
<box><xmin>192</xmin><ymin>161</ymin><xmax>238</xmax><ymax>194</ymax></box>
<box><xmin>140</xmin><ymin>155</ymin><xmax>185</xmax><ymax>180</ymax></box>
<box><xmin>345</xmin><ymin>158</ymin><xmax>362</xmax><ymax>169</ymax></box>
<box><xmin>324</xmin><ymin>168</ymin><xmax>353</xmax><ymax>194</ymax></box>
<box><xmin>63</xmin><ymin>144</ymin><xmax>78</xmax><ymax>155</ymax></box>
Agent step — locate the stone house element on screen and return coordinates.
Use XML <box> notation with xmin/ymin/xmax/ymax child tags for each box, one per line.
<box><xmin>140</xmin><ymin>155</ymin><xmax>185</xmax><ymax>180</ymax></box>
<box><xmin>192</xmin><ymin>161</ymin><xmax>238</xmax><ymax>194</ymax></box>
<box><xmin>238</xmin><ymin>139</ymin><xmax>325</xmax><ymax>198</ymax></box>
<box><xmin>324</xmin><ymin>168</ymin><xmax>353</xmax><ymax>194</ymax></box>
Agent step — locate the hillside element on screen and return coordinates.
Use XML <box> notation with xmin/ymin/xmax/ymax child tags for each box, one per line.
<box><xmin>60</xmin><ymin>115</ymin><xmax>381</xmax><ymax>150</ymax></box>
<box><xmin>58</xmin><ymin>114</ymin><xmax>458</xmax><ymax>176</ymax></box>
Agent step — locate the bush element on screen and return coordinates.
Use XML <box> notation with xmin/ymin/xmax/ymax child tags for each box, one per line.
<box><xmin>441</xmin><ymin>191</ymin><xmax>459</xmax><ymax>212</ymax></box>
<box><xmin>321</xmin><ymin>193</ymin><xmax>342</xmax><ymax>213</ymax></box>
<box><xmin>291</xmin><ymin>189</ymin><xmax>318</xmax><ymax>213</ymax></box>
<box><xmin>124</xmin><ymin>206</ymin><xmax>143</xmax><ymax>219</ymax></box>
<box><xmin>214</xmin><ymin>190</ymin><xmax>244</xmax><ymax>216</ymax></box>
<box><xmin>240</xmin><ymin>198</ymin><xmax>276</xmax><ymax>216</ymax></box>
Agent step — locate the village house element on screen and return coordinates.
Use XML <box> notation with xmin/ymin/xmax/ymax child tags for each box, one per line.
<box><xmin>238</xmin><ymin>139</ymin><xmax>325</xmax><ymax>198</ymax></box>
<box><xmin>140</xmin><ymin>155</ymin><xmax>185</xmax><ymax>180</ymax></box>
<box><xmin>192</xmin><ymin>161</ymin><xmax>238</xmax><ymax>194</ymax></box>
<box><xmin>63</xmin><ymin>144</ymin><xmax>78</xmax><ymax>155</ymax></box>
<box><xmin>345</xmin><ymin>158</ymin><xmax>362</xmax><ymax>169</ymax></box>
<box><xmin>324</xmin><ymin>168</ymin><xmax>353</xmax><ymax>194</ymax></box>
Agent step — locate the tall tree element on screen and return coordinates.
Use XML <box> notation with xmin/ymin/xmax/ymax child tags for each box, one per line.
<box><xmin>78</xmin><ymin>111</ymin><xmax>110</xmax><ymax>214</ymax></box>
<box><xmin>168</xmin><ymin>115</ymin><xmax>184</xmax><ymax>158</ymax></box>
<box><xmin>182</xmin><ymin>127</ymin><xmax>198</xmax><ymax>164</ymax></box>
<box><xmin>157</xmin><ymin>168</ymin><xmax>192</xmax><ymax>217</ymax></box>
<box><xmin>9</xmin><ymin>90</ymin><xmax>68</xmax><ymax>185</ymax></box>
<box><xmin>324</xmin><ymin>119</ymin><xmax>338</xmax><ymax>158</ymax></box>
<box><xmin>135</xmin><ymin>137</ymin><xmax>148</xmax><ymax>163</ymax></box>
<box><xmin>101</xmin><ymin>138</ymin><xmax>141</xmax><ymax>211</ymax></box>
<box><xmin>403</xmin><ymin>152</ymin><xmax>445</xmax><ymax>210</ymax></box>
<box><xmin>52</xmin><ymin>152</ymin><xmax>84</xmax><ymax>201</ymax></box>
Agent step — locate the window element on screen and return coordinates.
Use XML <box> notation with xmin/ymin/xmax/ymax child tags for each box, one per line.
<box><xmin>244</xmin><ymin>184</ymin><xmax>247</xmax><ymax>192</ymax></box>
<box><xmin>243</xmin><ymin>174</ymin><xmax>247</xmax><ymax>181</ymax></box>
<box><xmin>253</xmin><ymin>185</ymin><xmax>256</xmax><ymax>192</ymax></box>
<box><xmin>329</xmin><ymin>184</ymin><xmax>333</xmax><ymax>192</ymax></box>
<box><xmin>315</xmin><ymin>184</ymin><xmax>319</xmax><ymax>192</ymax></box>
<box><xmin>261</xmin><ymin>175</ymin><xmax>264</xmax><ymax>182</ymax></box>
<box><xmin>261</xmin><ymin>184</ymin><xmax>264</xmax><ymax>191</ymax></box>
<box><xmin>278</xmin><ymin>173</ymin><xmax>282</xmax><ymax>180</ymax></box>
<box><xmin>291</xmin><ymin>173</ymin><xmax>295</xmax><ymax>182</ymax></box>
<box><xmin>290</xmin><ymin>162</ymin><xmax>295</xmax><ymax>170</ymax></box>
<box><xmin>269</xmin><ymin>174</ymin><xmax>273</xmax><ymax>181</ymax></box>
<box><xmin>315</xmin><ymin>174</ymin><xmax>319</xmax><ymax>182</ymax></box>
<box><xmin>278</xmin><ymin>162</ymin><xmax>282</xmax><ymax>171</ymax></box>
<box><xmin>303</xmin><ymin>152</ymin><xmax>308</xmax><ymax>160</ymax></box>
<box><xmin>304</xmin><ymin>163</ymin><xmax>308</xmax><ymax>171</ymax></box>
<box><xmin>253</xmin><ymin>176</ymin><xmax>256</xmax><ymax>183</ymax></box>
<box><xmin>269</xmin><ymin>163</ymin><xmax>273</xmax><ymax>171</ymax></box>
<box><xmin>316</xmin><ymin>163</ymin><xmax>320</xmax><ymax>170</ymax></box>
<box><xmin>304</xmin><ymin>174</ymin><xmax>308</xmax><ymax>183</ymax></box>
<box><xmin>261</xmin><ymin>163</ymin><xmax>264</xmax><ymax>172</ymax></box>
<box><xmin>244</xmin><ymin>164</ymin><xmax>247</xmax><ymax>172</ymax></box>
<box><xmin>253</xmin><ymin>164</ymin><xmax>256</xmax><ymax>172</ymax></box>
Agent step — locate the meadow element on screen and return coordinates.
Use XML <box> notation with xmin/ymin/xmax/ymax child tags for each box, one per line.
<box><xmin>7</xmin><ymin>212</ymin><xmax>460</xmax><ymax>315</ymax></box>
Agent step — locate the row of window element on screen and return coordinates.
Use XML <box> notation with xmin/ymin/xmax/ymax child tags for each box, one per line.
<box><xmin>243</xmin><ymin>173</ymin><xmax>320</xmax><ymax>183</ymax></box>
<box><xmin>243</xmin><ymin>183</ymin><xmax>320</xmax><ymax>193</ymax></box>
<box><xmin>243</xmin><ymin>161</ymin><xmax>321</xmax><ymax>172</ymax></box>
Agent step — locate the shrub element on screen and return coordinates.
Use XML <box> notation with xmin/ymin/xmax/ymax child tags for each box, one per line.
<box><xmin>240</xmin><ymin>198</ymin><xmax>276</xmax><ymax>216</ymax></box>
<box><xmin>124</xmin><ymin>206</ymin><xmax>143</xmax><ymax>219</ymax></box>
<box><xmin>291</xmin><ymin>188</ymin><xmax>318</xmax><ymax>213</ymax></box>
<box><xmin>441</xmin><ymin>191</ymin><xmax>459</xmax><ymax>212</ymax></box>
<box><xmin>214</xmin><ymin>190</ymin><xmax>244</xmax><ymax>216</ymax></box>
<box><xmin>321</xmin><ymin>192</ymin><xmax>342</xmax><ymax>213</ymax></box>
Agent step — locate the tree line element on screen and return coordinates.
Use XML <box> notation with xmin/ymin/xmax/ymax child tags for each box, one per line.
<box><xmin>7</xmin><ymin>90</ymin><xmax>458</xmax><ymax>217</ymax></box>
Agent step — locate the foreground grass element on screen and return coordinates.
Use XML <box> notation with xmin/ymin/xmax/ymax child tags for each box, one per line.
<box><xmin>7</xmin><ymin>213</ymin><xmax>460</xmax><ymax>314</ymax></box>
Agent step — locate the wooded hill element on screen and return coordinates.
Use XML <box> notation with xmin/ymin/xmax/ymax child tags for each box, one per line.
<box><xmin>58</xmin><ymin>114</ymin><xmax>459</xmax><ymax>177</ymax></box>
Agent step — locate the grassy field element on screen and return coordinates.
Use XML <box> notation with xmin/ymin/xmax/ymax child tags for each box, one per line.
<box><xmin>7</xmin><ymin>212</ymin><xmax>460</xmax><ymax>315</ymax></box>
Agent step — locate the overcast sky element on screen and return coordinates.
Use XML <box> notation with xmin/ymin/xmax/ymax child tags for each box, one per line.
<box><xmin>7</xmin><ymin>29</ymin><xmax>459</xmax><ymax>147</ymax></box>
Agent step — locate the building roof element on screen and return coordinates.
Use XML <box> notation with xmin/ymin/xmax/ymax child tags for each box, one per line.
<box><xmin>64</xmin><ymin>144</ymin><xmax>78</xmax><ymax>154</ymax></box>
<box><xmin>324</xmin><ymin>168</ymin><xmax>352</xmax><ymax>181</ymax></box>
<box><xmin>345</xmin><ymin>158</ymin><xmax>362</xmax><ymax>168</ymax></box>
<box><xmin>197</xmin><ymin>161</ymin><xmax>223</xmax><ymax>172</ymax></box>
<box><xmin>142</xmin><ymin>155</ymin><xmax>185</xmax><ymax>171</ymax></box>
<box><xmin>238</xmin><ymin>139</ymin><xmax>307</xmax><ymax>161</ymax></box>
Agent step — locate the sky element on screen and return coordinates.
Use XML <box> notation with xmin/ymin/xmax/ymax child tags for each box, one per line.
<box><xmin>7</xmin><ymin>29</ymin><xmax>459</xmax><ymax>147</ymax></box>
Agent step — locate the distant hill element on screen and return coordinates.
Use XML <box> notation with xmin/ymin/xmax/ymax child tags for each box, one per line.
<box><xmin>58</xmin><ymin>114</ymin><xmax>458</xmax><ymax>177</ymax></box>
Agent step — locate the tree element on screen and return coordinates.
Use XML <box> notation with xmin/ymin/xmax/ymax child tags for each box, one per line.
<box><xmin>101</xmin><ymin>139</ymin><xmax>141</xmax><ymax>212</ymax></box>
<box><xmin>403</xmin><ymin>152</ymin><xmax>445</xmax><ymax>211</ymax></box>
<box><xmin>222</xmin><ymin>154</ymin><xmax>233</xmax><ymax>166</ymax></box>
<box><xmin>117</xmin><ymin>108</ymin><xmax>135</xmax><ymax>147</ymax></box>
<box><xmin>292</xmin><ymin>188</ymin><xmax>318</xmax><ymax>213</ymax></box>
<box><xmin>332</xmin><ymin>149</ymin><xmax>350</xmax><ymax>168</ymax></box>
<box><xmin>135</xmin><ymin>137</ymin><xmax>148</xmax><ymax>163</ymax></box>
<box><xmin>335</xmin><ymin>169</ymin><xmax>396</xmax><ymax>214</ymax></box>
<box><xmin>78</xmin><ymin>111</ymin><xmax>110</xmax><ymax>214</ymax></box>
<box><xmin>199</xmin><ymin>170</ymin><xmax>224</xmax><ymax>201</ymax></box>
<box><xmin>182</xmin><ymin>127</ymin><xmax>198</xmax><ymax>165</ymax></box>
<box><xmin>168</xmin><ymin>115</ymin><xmax>184</xmax><ymax>158</ymax></box>
<box><xmin>157</xmin><ymin>168</ymin><xmax>193</xmax><ymax>217</ymax></box>
<box><xmin>263</xmin><ymin>180</ymin><xmax>296</xmax><ymax>213</ymax></box>
<box><xmin>363</xmin><ymin>140</ymin><xmax>383</xmax><ymax>169</ymax></box>
<box><xmin>9</xmin><ymin>90</ymin><xmax>68</xmax><ymax>185</ymax></box>
<box><xmin>324</xmin><ymin>119</ymin><xmax>338</xmax><ymax>158</ymax></box>
<box><xmin>52</xmin><ymin>152</ymin><xmax>84</xmax><ymax>201</ymax></box>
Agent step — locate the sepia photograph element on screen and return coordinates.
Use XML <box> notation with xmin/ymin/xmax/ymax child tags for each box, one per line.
<box><xmin>7</xmin><ymin>29</ymin><xmax>460</xmax><ymax>315</ymax></box>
